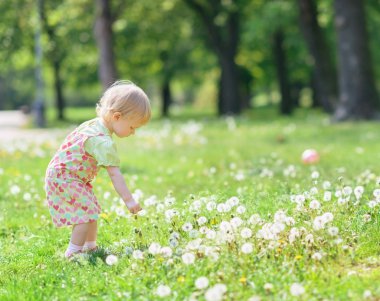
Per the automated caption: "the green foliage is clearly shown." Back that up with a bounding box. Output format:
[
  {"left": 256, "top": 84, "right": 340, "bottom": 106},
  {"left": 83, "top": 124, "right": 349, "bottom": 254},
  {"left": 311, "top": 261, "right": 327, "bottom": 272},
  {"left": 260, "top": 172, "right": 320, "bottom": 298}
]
[
  {"left": 1, "top": 0, "right": 380, "bottom": 113},
  {"left": 241, "top": 0, "right": 311, "bottom": 100}
]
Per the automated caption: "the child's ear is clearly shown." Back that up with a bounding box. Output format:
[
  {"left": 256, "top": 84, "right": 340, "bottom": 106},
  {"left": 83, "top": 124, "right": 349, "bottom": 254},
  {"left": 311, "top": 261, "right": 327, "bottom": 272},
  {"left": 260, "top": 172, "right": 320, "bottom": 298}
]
[{"left": 113, "top": 112, "right": 122, "bottom": 120}]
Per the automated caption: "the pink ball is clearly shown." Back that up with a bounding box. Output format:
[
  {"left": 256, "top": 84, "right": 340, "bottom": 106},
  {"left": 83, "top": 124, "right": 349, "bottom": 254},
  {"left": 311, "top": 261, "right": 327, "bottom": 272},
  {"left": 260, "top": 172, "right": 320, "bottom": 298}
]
[{"left": 301, "top": 149, "right": 320, "bottom": 164}]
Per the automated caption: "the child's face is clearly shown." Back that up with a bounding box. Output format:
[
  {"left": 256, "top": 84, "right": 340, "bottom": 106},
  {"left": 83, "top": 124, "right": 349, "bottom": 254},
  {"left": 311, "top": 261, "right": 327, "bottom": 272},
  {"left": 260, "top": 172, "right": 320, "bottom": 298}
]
[{"left": 111, "top": 113, "right": 142, "bottom": 138}]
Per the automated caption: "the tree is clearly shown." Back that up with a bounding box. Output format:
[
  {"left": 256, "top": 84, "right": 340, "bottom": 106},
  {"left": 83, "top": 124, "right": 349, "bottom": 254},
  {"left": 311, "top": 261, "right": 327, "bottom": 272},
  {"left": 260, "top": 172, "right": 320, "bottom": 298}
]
[
  {"left": 0, "top": 0, "right": 36, "bottom": 110},
  {"left": 183, "top": 0, "right": 247, "bottom": 115},
  {"left": 333, "top": 0, "right": 379, "bottom": 120},
  {"left": 39, "top": 0, "right": 66, "bottom": 120},
  {"left": 273, "top": 29, "right": 293, "bottom": 115},
  {"left": 114, "top": 0, "right": 207, "bottom": 117},
  {"left": 297, "top": 0, "right": 337, "bottom": 113},
  {"left": 241, "top": 1, "right": 311, "bottom": 114},
  {"left": 94, "top": 0, "right": 118, "bottom": 90}
]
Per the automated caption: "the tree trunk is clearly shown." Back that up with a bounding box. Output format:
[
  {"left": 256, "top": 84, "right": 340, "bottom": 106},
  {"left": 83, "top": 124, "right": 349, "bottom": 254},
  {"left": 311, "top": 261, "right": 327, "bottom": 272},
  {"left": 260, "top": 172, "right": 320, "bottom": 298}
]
[
  {"left": 94, "top": 0, "right": 118, "bottom": 90},
  {"left": 310, "top": 71, "right": 320, "bottom": 108},
  {"left": 219, "top": 56, "right": 241, "bottom": 115},
  {"left": 34, "top": 0, "right": 46, "bottom": 127},
  {"left": 298, "top": 0, "right": 337, "bottom": 113},
  {"left": 183, "top": 0, "right": 242, "bottom": 115},
  {"left": 333, "top": 0, "right": 379, "bottom": 120},
  {"left": 238, "top": 65, "right": 253, "bottom": 110},
  {"left": 0, "top": 77, "right": 4, "bottom": 110},
  {"left": 273, "top": 30, "right": 293, "bottom": 115},
  {"left": 162, "top": 78, "right": 172, "bottom": 117},
  {"left": 53, "top": 60, "right": 64, "bottom": 120}
]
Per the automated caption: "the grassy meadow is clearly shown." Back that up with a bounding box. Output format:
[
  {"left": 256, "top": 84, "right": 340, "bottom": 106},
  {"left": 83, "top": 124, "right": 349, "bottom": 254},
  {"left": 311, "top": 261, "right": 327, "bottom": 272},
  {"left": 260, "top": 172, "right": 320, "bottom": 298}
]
[{"left": 0, "top": 107, "right": 380, "bottom": 300}]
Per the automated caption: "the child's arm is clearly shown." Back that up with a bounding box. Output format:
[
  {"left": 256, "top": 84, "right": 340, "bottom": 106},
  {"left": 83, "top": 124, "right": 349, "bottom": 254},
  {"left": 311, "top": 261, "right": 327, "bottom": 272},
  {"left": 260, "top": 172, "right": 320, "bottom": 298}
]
[{"left": 106, "top": 166, "right": 142, "bottom": 214}]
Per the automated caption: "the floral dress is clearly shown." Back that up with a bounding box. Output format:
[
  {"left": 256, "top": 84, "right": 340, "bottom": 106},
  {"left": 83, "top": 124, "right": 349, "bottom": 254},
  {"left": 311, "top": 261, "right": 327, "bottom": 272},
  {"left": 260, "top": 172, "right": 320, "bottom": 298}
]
[{"left": 45, "top": 118, "right": 120, "bottom": 227}]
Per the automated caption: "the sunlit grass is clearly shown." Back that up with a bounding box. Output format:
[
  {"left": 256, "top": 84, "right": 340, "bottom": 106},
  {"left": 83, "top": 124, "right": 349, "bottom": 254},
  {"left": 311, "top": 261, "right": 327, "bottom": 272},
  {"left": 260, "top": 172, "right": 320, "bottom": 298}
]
[{"left": 1, "top": 107, "right": 380, "bottom": 300}]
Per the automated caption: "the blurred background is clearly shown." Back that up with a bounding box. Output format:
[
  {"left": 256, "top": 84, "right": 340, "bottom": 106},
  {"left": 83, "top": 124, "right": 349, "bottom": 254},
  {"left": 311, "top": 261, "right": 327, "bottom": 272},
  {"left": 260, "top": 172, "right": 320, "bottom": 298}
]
[{"left": 0, "top": 0, "right": 379, "bottom": 126}]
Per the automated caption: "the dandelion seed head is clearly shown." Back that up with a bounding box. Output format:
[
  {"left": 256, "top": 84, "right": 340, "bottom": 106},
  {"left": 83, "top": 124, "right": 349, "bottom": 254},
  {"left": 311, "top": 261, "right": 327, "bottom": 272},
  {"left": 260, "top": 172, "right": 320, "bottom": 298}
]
[
  {"left": 182, "top": 252, "right": 195, "bottom": 265},
  {"left": 182, "top": 222, "right": 193, "bottom": 232},
  {"left": 132, "top": 250, "right": 144, "bottom": 260},
  {"left": 197, "top": 216, "right": 207, "bottom": 225},
  {"left": 290, "top": 283, "right": 305, "bottom": 296},
  {"left": 155, "top": 285, "right": 171, "bottom": 297},
  {"left": 241, "top": 243, "right": 253, "bottom": 254},
  {"left": 148, "top": 242, "right": 161, "bottom": 255},
  {"left": 328, "top": 226, "right": 339, "bottom": 236},
  {"left": 309, "top": 200, "right": 321, "bottom": 210},
  {"left": 105, "top": 255, "right": 118, "bottom": 266},
  {"left": 195, "top": 276, "right": 209, "bottom": 289},
  {"left": 160, "top": 246, "right": 173, "bottom": 257},
  {"left": 240, "top": 228, "right": 252, "bottom": 238}
]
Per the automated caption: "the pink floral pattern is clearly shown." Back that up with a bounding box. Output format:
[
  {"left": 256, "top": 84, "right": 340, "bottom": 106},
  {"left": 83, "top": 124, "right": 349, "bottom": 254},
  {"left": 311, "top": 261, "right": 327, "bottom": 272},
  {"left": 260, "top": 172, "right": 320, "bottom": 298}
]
[{"left": 45, "top": 130, "right": 104, "bottom": 227}]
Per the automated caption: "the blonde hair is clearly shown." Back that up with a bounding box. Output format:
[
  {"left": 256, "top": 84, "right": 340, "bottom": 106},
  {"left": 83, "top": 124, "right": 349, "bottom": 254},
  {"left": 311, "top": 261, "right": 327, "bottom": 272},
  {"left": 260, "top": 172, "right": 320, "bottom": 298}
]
[{"left": 96, "top": 80, "right": 151, "bottom": 125}]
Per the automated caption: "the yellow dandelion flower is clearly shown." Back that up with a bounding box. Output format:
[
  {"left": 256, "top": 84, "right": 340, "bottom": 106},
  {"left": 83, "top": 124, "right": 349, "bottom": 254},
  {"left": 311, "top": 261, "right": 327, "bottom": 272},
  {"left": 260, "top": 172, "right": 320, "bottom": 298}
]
[
  {"left": 295, "top": 255, "right": 302, "bottom": 260},
  {"left": 177, "top": 276, "right": 185, "bottom": 283},
  {"left": 239, "top": 277, "right": 247, "bottom": 284},
  {"left": 100, "top": 213, "right": 109, "bottom": 220}
]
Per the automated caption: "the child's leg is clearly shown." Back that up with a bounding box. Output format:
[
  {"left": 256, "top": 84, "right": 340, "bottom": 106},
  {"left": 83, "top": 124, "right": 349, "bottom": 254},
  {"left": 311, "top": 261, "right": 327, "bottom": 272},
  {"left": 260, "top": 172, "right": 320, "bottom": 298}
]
[
  {"left": 65, "top": 223, "right": 90, "bottom": 258},
  {"left": 84, "top": 220, "right": 98, "bottom": 251}
]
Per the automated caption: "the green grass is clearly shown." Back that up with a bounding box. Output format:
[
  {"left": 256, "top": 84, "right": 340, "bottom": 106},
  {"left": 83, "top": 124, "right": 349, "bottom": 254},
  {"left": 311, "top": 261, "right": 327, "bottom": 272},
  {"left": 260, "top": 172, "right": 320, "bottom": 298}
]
[{"left": 1, "top": 106, "right": 380, "bottom": 300}]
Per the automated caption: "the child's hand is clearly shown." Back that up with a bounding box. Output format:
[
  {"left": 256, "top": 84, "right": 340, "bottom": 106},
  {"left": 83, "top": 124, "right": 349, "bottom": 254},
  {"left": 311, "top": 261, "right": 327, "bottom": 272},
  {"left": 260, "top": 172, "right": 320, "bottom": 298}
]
[{"left": 125, "top": 199, "right": 142, "bottom": 214}]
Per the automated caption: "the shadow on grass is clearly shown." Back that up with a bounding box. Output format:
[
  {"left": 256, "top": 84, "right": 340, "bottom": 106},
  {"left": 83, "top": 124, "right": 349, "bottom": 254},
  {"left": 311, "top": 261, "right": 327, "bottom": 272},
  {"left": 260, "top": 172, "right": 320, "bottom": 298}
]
[{"left": 87, "top": 247, "right": 111, "bottom": 266}]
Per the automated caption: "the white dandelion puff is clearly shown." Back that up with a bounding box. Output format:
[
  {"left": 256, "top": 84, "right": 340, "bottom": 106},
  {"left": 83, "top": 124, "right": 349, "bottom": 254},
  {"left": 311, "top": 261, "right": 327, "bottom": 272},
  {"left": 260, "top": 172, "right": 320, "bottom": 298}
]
[
  {"left": 182, "top": 252, "right": 195, "bottom": 265},
  {"left": 290, "top": 283, "right": 305, "bottom": 296},
  {"left": 309, "top": 200, "right": 321, "bottom": 210},
  {"left": 249, "top": 214, "right": 261, "bottom": 226},
  {"left": 312, "top": 252, "right": 323, "bottom": 261},
  {"left": 205, "top": 284, "right": 227, "bottom": 301},
  {"left": 305, "top": 234, "right": 314, "bottom": 244},
  {"left": 264, "top": 283, "right": 273, "bottom": 291},
  {"left": 322, "top": 181, "right": 331, "bottom": 190},
  {"left": 197, "top": 216, "right": 207, "bottom": 225},
  {"left": 23, "top": 193, "right": 32, "bottom": 202},
  {"left": 328, "top": 226, "right": 339, "bottom": 236},
  {"left": 373, "top": 189, "right": 380, "bottom": 199},
  {"left": 240, "top": 228, "right": 252, "bottom": 239},
  {"left": 148, "top": 243, "right": 161, "bottom": 255},
  {"left": 236, "top": 205, "right": 246, "bottom": 214},
  {"left": 160, "top": 247, "right": 173, "bottom": 258},
  {"left": 368, "top": 200, "right": 377, "bottom": 208},
  {"left": 105, "top": 255, "right": 118, "bottom": 266},
  {"left": 195, "top": 277, "right": 209, "bottom": 289},
  {"left": 10, "top": 185, "right": 21, "bottom": 195},
  {"left": 241, "top": 243, "right": 253, "bottom": 254},
  {"left": 182, "top": 222, "right": 193, "bottom": 232},
  {"left": 132, "top": 250, "right": 144, "bottom": 260},
  {"left": 155, "top": 285, "right": 171, "bottom": 297},
  {"left": 206, "top": 230, "right": 217, "bottom": 240},
  {"left": 311, "top": 171, "right": 319, "bottom": 179},
  {"left": 323, "top": 191, "right": 332, "bottom": 202},
  {"left": 363, "top": 290, "right": 372, "bottom": 299},
  {"left": 343, "top": 186, "right": 353, "bottom": 196},
  {"left": 206, "top": 201, "right": 216, "bottom": 211},
  {"left": 230, "top": 217, "right": 243, "bottom": 228},
  {"left": 354, "top": 186, "right": 364, "bottom": 199},
  {"left": 322, "top": 212, "right": 334, "bottom": 223}
]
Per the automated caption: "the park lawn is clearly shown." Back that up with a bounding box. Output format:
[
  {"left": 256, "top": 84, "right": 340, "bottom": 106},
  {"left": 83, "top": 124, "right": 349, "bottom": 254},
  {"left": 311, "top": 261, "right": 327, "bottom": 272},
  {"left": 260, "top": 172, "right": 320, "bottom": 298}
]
[{"left": 1, "top": 107, "right": 380, "bottom": 300}]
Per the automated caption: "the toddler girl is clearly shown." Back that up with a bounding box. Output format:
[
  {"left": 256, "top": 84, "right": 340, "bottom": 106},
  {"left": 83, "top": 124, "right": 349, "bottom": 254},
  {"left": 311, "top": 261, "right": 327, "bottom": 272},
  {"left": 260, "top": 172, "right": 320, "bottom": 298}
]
[{"left": 44, "top": 81, "right": 151, "bottom": 258}]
